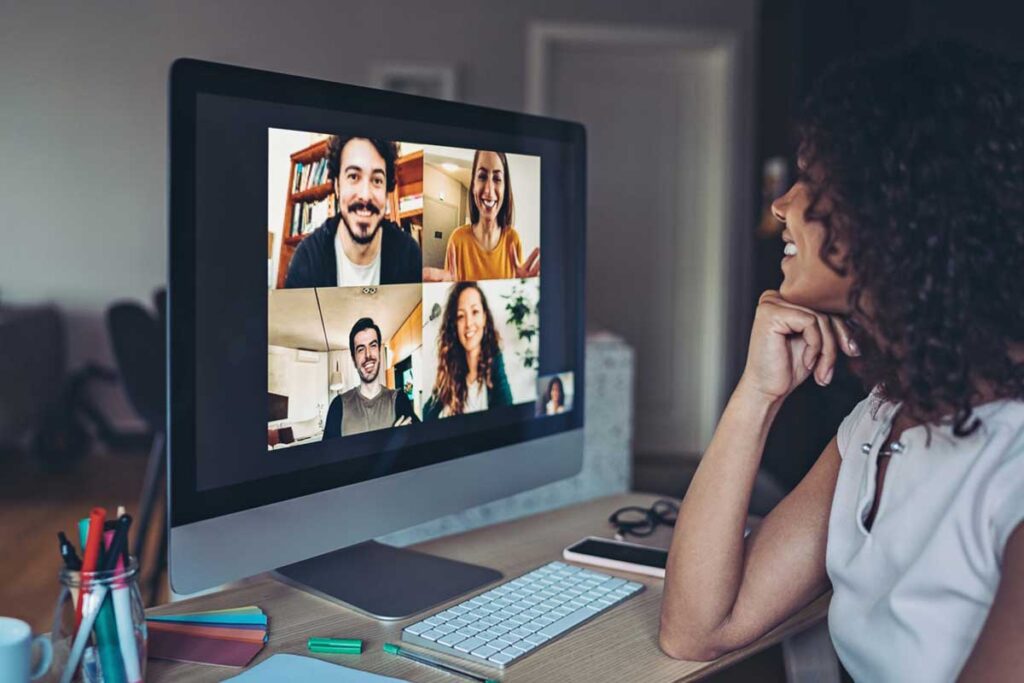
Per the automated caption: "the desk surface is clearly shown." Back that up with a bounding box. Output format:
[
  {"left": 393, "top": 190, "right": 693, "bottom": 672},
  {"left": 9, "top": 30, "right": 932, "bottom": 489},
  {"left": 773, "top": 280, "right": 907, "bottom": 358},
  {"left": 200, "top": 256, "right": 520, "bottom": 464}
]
[{"left": 148, "top": 493, "right": 829, "bottom": 682}]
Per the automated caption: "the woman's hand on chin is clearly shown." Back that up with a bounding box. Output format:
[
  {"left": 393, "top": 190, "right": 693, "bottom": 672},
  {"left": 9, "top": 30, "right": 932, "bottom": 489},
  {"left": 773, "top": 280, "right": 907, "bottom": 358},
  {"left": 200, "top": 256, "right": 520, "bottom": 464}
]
[{"left": 739, "top": 290, "right": 859, "bottom": 403}]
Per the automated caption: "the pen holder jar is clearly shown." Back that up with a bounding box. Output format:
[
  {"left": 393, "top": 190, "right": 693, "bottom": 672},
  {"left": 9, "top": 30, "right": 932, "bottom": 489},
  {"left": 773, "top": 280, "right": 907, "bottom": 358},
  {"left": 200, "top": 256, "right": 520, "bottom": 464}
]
[{"left": 51, "top": 558, "right": 146, "bottom": 683}]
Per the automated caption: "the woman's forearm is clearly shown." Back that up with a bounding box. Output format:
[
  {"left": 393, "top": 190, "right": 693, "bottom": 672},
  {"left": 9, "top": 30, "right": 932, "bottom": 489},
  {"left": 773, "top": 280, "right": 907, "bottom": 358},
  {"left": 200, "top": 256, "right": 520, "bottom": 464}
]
[{"left": 660, "top": 378, "right": 783, "bottom": 655}]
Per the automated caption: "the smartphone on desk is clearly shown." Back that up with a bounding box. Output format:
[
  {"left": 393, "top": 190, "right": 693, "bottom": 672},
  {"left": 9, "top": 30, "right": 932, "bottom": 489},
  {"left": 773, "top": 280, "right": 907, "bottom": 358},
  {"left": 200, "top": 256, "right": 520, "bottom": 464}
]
[{"left": 563, "top": 537, "right": 668, "bottom": 578}]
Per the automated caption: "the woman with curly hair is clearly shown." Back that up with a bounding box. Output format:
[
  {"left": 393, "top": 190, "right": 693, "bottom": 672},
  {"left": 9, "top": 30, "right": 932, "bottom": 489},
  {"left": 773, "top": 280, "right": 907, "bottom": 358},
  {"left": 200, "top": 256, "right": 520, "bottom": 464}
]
[
  {"left": 424, "top": 282, "right": 513, "bottom": 420},
  {"left": 659, "top": 43, "right": 1023, "bottom": 681}
]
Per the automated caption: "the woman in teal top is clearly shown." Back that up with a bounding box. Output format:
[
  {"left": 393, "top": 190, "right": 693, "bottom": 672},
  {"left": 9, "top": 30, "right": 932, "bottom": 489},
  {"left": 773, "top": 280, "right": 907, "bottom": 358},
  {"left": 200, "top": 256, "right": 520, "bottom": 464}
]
[{"left": 424, "top": 282, "right": 513, "bottom": 420}]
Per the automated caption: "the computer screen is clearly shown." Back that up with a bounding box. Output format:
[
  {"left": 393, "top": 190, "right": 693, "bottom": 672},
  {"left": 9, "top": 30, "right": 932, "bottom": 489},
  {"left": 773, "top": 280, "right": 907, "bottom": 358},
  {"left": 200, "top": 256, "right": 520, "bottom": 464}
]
[{"left": 169, "top": 59, "right": 586, "bottom": 595}]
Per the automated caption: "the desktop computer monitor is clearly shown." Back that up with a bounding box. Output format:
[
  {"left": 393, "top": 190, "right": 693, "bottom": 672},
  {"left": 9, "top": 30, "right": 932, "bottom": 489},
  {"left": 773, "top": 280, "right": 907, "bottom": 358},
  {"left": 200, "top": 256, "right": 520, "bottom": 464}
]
[{"left": 168, "top": 59, "right": 587, "bottom": 618}]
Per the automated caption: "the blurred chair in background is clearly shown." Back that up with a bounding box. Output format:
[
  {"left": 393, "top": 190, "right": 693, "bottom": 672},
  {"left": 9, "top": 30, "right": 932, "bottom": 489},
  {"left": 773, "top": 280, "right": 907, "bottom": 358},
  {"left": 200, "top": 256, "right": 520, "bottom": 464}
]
[
  {"left": 106, "top": 289, "right": 166, "bottom": 604},
  {"left": 0, "top": 303, "right": 66, "bottom": 453}
]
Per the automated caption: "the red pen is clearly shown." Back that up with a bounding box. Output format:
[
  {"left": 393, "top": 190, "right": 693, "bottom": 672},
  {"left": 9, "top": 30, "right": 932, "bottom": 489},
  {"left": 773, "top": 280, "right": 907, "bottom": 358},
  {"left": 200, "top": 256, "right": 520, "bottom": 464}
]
[{"left": 75, "top": 507, "right": 107, "bottom": 629}]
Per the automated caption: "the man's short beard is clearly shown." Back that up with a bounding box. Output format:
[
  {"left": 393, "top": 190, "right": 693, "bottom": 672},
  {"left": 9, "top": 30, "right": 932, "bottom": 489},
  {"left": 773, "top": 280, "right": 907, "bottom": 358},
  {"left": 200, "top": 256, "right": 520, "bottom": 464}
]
[
  {"left": 358, "top": 362, "right": 379, "bottom": 384},
  {"left": 340, "top": 210, "right": 382, "bottom": 246}
]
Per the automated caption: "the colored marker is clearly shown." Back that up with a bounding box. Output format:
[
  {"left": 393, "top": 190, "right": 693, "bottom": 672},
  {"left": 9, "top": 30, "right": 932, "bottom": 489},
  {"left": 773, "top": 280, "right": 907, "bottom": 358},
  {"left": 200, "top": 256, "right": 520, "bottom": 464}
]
[
  {"left": 76, "top": 508, "right": 107, "bottom": 629},
  {"left": 307, "top": 637, "right": 363, "bottom": 654},
  {"left": 58, "top": 532, "right": 82, "bottom": 570},
  {"left": 109, "top": 517, "right": 141, "bottom": 682},
  {"left": 60, "top": 584, "right": 110, "bottom": 683},
  {"left": 92, "top": 530, "right": 126, "bottom": 683},
  {"left": 383, "top": 643, "right": 498, "bottom": 683}
]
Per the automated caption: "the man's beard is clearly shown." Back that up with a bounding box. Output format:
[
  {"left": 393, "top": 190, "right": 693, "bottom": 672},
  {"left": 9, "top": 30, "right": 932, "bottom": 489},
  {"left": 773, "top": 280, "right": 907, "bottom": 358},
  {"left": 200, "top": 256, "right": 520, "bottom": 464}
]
[
  {"left": 341, "top": 201, "right": 383, "bottom": 246},
  {"left": 358, "top": 359, "right": 379, "bottom": 384}
]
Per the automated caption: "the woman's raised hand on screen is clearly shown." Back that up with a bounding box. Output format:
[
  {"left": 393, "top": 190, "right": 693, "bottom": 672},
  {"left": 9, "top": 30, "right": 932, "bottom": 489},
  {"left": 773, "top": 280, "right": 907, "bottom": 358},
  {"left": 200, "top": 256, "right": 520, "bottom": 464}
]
[{"left": 509, "top": 241, "right": 540, "bottom": 278}]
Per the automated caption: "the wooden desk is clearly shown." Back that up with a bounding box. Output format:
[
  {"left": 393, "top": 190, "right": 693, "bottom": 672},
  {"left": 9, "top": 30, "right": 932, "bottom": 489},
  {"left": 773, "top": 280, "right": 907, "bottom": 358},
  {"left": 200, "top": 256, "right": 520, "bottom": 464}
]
[{"left": 148, "top": 493, "right": 829, "bottom": 682}]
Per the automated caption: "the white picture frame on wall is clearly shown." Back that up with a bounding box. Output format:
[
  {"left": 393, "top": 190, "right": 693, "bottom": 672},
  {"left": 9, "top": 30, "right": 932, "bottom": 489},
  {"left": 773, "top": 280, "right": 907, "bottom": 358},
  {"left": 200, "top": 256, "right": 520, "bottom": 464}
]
[{"left": 369, "top": 63, "right": 458, "bottom": 101}]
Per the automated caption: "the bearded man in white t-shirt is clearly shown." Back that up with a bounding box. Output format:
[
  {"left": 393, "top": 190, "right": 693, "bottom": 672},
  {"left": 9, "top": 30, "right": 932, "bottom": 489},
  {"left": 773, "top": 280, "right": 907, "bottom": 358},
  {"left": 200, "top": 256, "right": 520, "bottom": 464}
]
[{"left": 285, "top": 137, "right": 421, "bottom": 288}]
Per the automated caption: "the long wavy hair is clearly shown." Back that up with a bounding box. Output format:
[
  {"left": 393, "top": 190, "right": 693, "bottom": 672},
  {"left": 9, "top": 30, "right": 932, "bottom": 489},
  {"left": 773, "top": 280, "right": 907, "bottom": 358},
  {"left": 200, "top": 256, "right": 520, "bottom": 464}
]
[
  {"left": 795, "top": 42, "right": 1024, "bottom": 436},
  {"left": 433, "top": 282, "right": 503, "bottom": 416}
]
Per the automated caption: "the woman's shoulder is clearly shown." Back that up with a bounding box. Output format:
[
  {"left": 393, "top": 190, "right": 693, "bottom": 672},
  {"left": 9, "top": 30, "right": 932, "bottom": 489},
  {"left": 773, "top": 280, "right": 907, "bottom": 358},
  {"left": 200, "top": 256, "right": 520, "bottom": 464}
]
[
  {"left": 836, "top": 386, "right": 890, "bottom": 457},
  {"left": 502, "top": 226, "right": 522, "bottom": 243},
  {"left": 449, "top": 224, "right": 474, "bottom": 245}
]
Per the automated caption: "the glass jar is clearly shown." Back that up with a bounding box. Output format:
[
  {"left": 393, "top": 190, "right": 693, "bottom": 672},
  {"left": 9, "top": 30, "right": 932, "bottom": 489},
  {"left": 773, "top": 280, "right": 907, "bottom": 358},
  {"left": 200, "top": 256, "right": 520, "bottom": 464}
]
[{"left": 51, "top": 558, "right": 147, "bottom": 683}]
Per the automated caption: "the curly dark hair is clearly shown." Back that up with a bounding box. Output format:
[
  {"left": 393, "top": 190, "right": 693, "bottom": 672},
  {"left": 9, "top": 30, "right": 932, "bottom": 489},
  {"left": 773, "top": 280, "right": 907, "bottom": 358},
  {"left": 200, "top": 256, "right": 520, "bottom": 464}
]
[
  {"left": 432, "top": 282, "right": 502, "bottom": 416},
  {"left": 796, "top": 42, "right": 1024, "bottom": 436},
  {"left": 326, "top": 136, "right": 399, "bottom": 192}
]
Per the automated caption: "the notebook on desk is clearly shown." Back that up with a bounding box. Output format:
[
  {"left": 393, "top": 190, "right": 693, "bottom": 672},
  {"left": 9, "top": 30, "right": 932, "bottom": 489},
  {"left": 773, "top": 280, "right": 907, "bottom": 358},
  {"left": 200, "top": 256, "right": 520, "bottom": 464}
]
[{"left": 227, "top": 654, "right": 409, "bottom": 683}]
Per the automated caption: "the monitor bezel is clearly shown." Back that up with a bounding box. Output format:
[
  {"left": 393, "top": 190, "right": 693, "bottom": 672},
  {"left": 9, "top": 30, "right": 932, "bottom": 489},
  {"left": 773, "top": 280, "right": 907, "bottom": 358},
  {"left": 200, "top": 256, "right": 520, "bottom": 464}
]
[{"left": 169, "top": 58, "right": 586, "bottom": 527}]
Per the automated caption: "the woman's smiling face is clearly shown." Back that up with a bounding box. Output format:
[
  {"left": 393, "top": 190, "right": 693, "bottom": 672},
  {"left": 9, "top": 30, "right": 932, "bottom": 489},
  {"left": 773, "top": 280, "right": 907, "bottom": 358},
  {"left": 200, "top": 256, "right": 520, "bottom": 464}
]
[
  {"left": 472, "top": 151, "right": 505, "bottom": 223},
  {"left": 772, "top": 179, "right": 855, "bottom": 314},
  {"left": 456, "top": 286, "right": 487, "bottom": 353}
]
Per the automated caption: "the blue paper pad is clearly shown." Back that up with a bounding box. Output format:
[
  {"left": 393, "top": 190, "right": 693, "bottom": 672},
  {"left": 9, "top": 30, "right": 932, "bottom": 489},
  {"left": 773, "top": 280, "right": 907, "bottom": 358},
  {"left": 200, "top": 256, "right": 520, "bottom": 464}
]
[{"left": 227, "top": 654, "right": 410, "bottom": 682}]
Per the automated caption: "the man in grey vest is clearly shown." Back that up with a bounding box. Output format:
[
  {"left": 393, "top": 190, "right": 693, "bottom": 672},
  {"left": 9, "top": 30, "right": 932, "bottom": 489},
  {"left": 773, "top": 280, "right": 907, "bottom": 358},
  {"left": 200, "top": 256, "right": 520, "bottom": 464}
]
[{"left": 323, "top": 317, "right": 418, "bottom": 438}]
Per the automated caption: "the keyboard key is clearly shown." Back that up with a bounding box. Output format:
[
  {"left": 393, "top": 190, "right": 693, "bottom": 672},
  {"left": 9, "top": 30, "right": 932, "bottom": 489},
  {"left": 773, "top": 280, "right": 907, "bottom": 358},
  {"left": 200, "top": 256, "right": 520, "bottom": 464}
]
[
  {"left": 493, "top": 635, "right": 521, "bottom": 649},
  {"left": 488, "top": 652, "right": 515, "bottom": 665},
  {"left": 537, "top": 605, "right": 602, "bottom": 639},
  {"left": 455, "top": 637, "right": 487, "bottom": 653},
  {"left": 509, "top": 627, "right": 534, "bottom": 640},
  {"left": 419, "top": 629, "right": 444, "bottom": 641},
  {"left": 471, "top": 644, "right": 501, "bottom": 659},
  {"left": 435, "top": 623, "right": 456, "bottom": 635},
  {"left": 524, "top": 632, "right": 551, "bottom": 646},
  {"left": 405, "top": 621, "right": 430, "bottom": 635},
  {"left": 424, "top": 616, "right": 445, "bottom": 627},
  {"left": 503, "top": 643, "right": 529, "bottom": 657},
  {"left": 438, "top": 632, "right": 468, "bottom": 647}
]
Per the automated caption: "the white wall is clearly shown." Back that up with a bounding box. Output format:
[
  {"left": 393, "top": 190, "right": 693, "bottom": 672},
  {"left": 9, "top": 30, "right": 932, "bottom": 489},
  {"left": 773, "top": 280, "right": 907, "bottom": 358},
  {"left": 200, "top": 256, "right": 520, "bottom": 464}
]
[
  {"left": 0, "top": 0, "right": 754, "bottom": 424},
  {"left": 266, "top": 345, "right": 329, "bottom": 427},
  {"left": 506, "top": 153, "right": 541, "bottom": 256}
]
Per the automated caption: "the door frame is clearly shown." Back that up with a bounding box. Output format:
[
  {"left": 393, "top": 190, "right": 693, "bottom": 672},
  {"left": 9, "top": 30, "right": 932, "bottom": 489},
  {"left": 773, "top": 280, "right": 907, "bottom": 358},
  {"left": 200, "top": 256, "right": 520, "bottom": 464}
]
[{"left": 526, "top": 22, "right": 751, "bottom": 454}]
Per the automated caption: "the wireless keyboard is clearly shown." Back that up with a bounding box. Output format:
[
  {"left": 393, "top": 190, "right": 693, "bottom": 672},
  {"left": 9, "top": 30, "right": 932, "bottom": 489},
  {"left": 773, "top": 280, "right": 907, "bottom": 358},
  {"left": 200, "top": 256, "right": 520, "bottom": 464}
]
[{"left": 401, "top": 560, "right": 644, "bottom": 669}]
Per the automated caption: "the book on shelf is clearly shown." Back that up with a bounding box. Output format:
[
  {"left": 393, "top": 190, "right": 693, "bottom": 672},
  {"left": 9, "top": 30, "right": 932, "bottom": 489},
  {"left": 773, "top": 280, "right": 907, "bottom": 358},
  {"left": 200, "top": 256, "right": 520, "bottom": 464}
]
[
  {"left": 292, "top": 158, "right": 329, "bottom": 194},
  {"left": 290, "top": 197, "right": 331, "bottom": 237},
  {"left": 398, "top": 193, "right": 423, "bottom": 213}
]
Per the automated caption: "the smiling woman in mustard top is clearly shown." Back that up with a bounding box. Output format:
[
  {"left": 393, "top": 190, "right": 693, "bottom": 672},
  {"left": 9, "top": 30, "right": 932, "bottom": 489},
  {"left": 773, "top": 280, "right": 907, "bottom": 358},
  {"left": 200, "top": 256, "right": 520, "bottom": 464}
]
[{"left": 425, "top": 150, "right": 540, "bottom": 282}]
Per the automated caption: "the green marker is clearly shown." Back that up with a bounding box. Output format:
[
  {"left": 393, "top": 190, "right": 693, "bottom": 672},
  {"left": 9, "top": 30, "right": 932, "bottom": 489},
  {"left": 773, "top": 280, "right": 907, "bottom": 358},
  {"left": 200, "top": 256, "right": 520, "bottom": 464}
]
[
  {"left": 307, "top": 637, "right": 363, "bottom": 654},
  {"left": 383, "top": 643, "right": 498, "bottom": 683}
]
